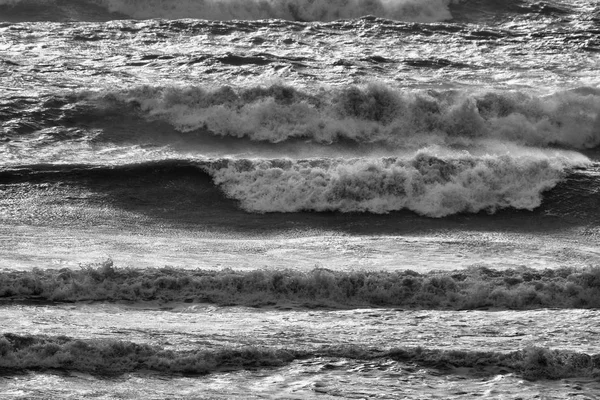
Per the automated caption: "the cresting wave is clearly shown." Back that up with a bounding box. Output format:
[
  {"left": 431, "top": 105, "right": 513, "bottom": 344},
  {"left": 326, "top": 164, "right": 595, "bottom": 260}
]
[
  {"left": 6, "top": 85, "right": 600, "bottom": 151},
  {"left": 0, "top": 0, "right": 455, "bottom": 22},
  {"left": 1, "top": 156, "right": 596, "bottom": 218},
  {"left": 3, "top": 262, "right": 600, "bottom": 309},
  {"left": 1, "top": 333, "right": 599, "bottom": 380},
  {"left": 96, "top": 84, "right": 600, "bottom": 150},
  {"left": 207, "top": 153, "right": 574, "bottom": 216}
]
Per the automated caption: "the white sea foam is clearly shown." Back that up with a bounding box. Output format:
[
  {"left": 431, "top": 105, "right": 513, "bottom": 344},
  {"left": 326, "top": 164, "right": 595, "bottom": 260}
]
[
  {"left": 111, "top": 84, "right": 600, "bottom": 150},
  {"left": 206, "top": 151, "right": 583, "bottom": 217}
]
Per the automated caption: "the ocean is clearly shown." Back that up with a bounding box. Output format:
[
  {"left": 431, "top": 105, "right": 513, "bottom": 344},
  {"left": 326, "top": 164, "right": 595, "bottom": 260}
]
[{"left": 1, "top": 0, "right": 600, "bottom": 398}]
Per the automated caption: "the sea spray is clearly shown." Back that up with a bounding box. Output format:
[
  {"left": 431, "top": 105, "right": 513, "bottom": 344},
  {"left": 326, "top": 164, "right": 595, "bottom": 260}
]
[
  {"left": 205, "top": 153, "right": 570, "bottom": 216},
  {"left": 1, "top": 0, "right": 600, "bottom": 397},
  {"left": 4, "top": 85, "right": 599, "bottom": 150},
  {"left": 94, "top": 84, "right": 600, "bottom": 149}
]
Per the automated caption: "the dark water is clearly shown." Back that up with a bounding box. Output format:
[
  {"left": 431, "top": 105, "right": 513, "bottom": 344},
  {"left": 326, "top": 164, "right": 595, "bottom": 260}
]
[
  {"left": 1, "top": 54, "right": 599, "bottom": 221},
  {"left": 1, "top": 0, "right": 600, "bottom": 398},
  {"left": 1, "top": 158, "right": 600, "bottom": 231}
]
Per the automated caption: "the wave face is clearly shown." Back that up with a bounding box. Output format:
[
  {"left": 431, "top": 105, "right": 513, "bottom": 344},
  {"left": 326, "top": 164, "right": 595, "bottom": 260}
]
[
  {"left": 92, "top": 85, "right": 600, "bottom": 150},
  {"left": 206, "top": 153, "right": 571, "bottom": 216},
  {"left": 0, "top": 0, "right": 454, "bottom": 22},
  {"left": 0, "top": 12, "right": 598, "bottom": 220},
  {"left": 3, "top": 85, "right": 598, "bottom": 218},
  {"left": 2, "top": 158, "right": 597, "bottom": 221}
]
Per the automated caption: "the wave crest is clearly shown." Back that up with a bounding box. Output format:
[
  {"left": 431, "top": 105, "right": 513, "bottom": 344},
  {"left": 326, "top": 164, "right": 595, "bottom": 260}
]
[
  {"left": 2, "top": 332, "right": 598, "bottom": 380},
  {"left": 4, "top": 262, "right": 600, "bottom": 309},
  {"left": 105, "top": 84, "right": 600, "bottom": 150},
  {"left": 205, "top": 153, "right": 572, "bottom": 216}
]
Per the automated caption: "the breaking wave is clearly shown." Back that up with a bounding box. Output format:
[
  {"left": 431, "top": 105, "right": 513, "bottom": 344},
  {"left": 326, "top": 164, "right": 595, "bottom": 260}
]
[
  {"left": 1, "top": 156, "right": 596, "bottom": 218},
  {"left": 207, "top": 153, "right": 575, "bottom": 216},
  {"left": 1, "top": 332, "right": 599, "bottom": 380},
  {"left": 5, "top": 84, "right": 599, "bottom": 152},
  {"left": 3, "top": 261, "right": 600, "bottom": 309},
  {"left": 95, "top": 84, "right": 600, "bottom": 150}
]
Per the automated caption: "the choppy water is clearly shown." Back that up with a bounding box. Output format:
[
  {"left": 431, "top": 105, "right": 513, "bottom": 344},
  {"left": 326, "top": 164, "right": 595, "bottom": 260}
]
[{"left": 1, "top": 0, "right": 600, "bottom": 398}]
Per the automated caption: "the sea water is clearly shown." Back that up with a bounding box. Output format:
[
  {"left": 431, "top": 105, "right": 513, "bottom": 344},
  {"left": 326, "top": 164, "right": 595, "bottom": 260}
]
[{"left": 1, "top": 0, "right": 600, "bottom": 398}]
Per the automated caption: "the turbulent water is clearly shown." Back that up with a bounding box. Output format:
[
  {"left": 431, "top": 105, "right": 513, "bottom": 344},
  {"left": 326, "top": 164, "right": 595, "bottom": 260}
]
[{"left": 1, "top": 0, "right": 600, "bottom": 398}]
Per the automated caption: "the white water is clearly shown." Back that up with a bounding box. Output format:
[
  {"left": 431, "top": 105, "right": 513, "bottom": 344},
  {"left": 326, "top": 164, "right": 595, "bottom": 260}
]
[
  {"left": 1, "top": 304, "right": 600, "bottom": 398},
  {"left": 2, "top": 2, "right": 600, "bottom": 398},
  {"left": 2, "top": 225, "right": 600, "bottom": 271}
]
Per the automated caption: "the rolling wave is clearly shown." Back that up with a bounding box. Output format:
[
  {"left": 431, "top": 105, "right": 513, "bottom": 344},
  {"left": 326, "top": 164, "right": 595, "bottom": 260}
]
[
  {"left": 3, "top": 261, "right": 600, "bottom": 309},
  {"left": 207, "top": 153, "right": 573, "bottom": 216},
  {"left": 6, "top": 85, "right": 599, "bottom": 151},
  {"left": 92, "top": 84, "right": 600, "bottom": 150},
  {"left": 1, "top": 332, "right": 598, "bottom": 380},
  {"left": 0, "top": 156, "right": 597, "bottom": 218}
]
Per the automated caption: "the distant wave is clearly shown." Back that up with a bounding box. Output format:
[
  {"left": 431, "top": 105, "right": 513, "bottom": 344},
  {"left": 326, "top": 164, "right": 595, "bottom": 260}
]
[
  {"left": 1, "top": 332, "right": 599, "bottom": 379},
  {"left": 100, "top": 0, "right": 455, "bottom": 22},
  {"left": 93, "top": 84, "right": 600, "bottom": 150},
  {"left": 0, "top": 0, "right": 578, "bottom": 22},
  {"left": 0, "top": 0, "right": 454, "bottom": 22},
  {"left": 449, "top": 0, "right": 572, "bottom": 22},
  {"left": 0, "top": 0, "right": 571, "bottom": 22}
]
